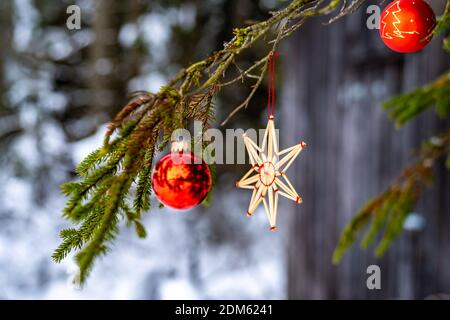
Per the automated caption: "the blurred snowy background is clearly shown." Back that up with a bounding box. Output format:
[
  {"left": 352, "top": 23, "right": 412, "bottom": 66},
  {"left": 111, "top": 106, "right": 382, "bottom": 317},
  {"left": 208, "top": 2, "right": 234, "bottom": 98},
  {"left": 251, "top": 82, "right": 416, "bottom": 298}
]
[
  {"left": 0, "top": 0, "right": 286, "bottom": 299},
  {"left": 2, "top": 0, "right": 450, "bottom": 300}
]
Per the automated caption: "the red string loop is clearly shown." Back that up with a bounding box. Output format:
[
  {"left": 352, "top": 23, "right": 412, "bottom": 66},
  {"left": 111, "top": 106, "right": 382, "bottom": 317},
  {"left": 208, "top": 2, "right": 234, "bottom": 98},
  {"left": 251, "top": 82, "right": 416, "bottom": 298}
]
[{"left": 267, "top": 51, "right": 278, "bottom": 120}]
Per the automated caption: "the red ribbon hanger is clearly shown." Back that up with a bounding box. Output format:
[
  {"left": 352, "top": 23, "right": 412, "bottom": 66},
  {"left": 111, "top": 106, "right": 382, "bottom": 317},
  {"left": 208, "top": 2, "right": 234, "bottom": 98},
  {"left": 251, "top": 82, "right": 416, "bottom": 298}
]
[{"left": 267, "top": 51, "right": 278, "bottom": 120}]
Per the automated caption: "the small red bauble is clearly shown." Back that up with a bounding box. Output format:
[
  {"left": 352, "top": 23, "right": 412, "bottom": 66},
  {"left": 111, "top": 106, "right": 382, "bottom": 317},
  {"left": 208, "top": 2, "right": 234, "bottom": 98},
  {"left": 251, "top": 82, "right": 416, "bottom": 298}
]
[
  {"left": 379, "top": 0, "right": 436, "bottom": 53},
  {"left": 152, "top": 151, "right": 211, "bottom": 210}
]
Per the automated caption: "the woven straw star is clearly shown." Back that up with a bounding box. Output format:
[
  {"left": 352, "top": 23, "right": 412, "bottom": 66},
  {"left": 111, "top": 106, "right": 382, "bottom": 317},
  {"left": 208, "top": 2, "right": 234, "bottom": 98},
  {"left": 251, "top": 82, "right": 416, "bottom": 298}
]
[{"left": 236, "top": 116, "right": 306, "bottom": 230}]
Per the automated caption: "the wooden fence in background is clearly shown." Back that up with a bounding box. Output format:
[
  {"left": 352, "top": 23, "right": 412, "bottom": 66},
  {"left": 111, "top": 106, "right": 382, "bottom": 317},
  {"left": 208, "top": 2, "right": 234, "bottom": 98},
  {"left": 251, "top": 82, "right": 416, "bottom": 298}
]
[{"left": 283, "top": 1, "right": 450, "bottom": 299}]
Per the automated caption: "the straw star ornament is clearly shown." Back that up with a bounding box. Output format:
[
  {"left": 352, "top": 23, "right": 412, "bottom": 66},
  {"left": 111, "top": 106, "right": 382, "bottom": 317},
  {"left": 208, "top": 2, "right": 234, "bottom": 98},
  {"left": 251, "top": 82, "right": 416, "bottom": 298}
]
[
  {"left": 236, "top": 51, "right": 306, "bottom": 230},
  {"left": 236, "top": 115, "right": 306, "bottom": 230}
]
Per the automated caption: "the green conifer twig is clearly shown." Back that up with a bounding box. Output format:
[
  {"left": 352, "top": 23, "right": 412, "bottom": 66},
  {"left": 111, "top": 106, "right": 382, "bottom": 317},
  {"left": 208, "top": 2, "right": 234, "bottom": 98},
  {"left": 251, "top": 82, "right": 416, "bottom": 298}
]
[{"left": 54, "top": 0, "right": 370, "bottom": 284}]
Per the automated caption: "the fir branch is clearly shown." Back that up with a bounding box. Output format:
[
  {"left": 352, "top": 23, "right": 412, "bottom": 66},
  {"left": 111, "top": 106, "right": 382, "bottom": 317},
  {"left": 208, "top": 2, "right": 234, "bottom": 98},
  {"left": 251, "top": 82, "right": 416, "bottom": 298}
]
[
  {"left": 105, "top": 92, "right": 156, "bottom": 142},
  {"left": 52, "top": 229, "right": 83, "bottom": 263},
  {"left": 55, "top": 0, "right": 370, "bottom": 284},
  {"left": 435, "top": 0, "right": 450, "bottom": 35},
  {"left": 52, "top": 206, "right": 104, "bottom": 263},
  {"left": 75, "top": 173, "right": 136, "bottom": 283},
  {"left": 75, "top": 149, "right": 104, "bottom": 177},
  {"left": 62, "top": 151, "right": 125, "bottom": 220},
  {"left": 119, "top": 201, "right": 146, "bottom": 238},
  {"left": 133, "top": 137, "right": 156, "bottom": 216},
  {"left": 435, "top": 0, "right": 450, "bottom": 51},
  {"left": 69, "top": 178, "right": 112, "bottom": 221},
  {"left": 75, "top": 201, "right": 120, "bottom": 283},
  {"left": 383, "top": 71, "right": 450, "bottom": 127},
  {"left": 333, "top": 132, "right": 450, "bottom": 264}
]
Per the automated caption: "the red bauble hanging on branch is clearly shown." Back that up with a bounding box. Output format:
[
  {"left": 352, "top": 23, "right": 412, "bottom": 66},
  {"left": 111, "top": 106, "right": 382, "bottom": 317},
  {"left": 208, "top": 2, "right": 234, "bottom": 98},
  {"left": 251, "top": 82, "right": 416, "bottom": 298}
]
[
  {"left": 152, "top": 142, "right": 212, "bottom": 210},
  {"left": 379, "top": 0, "right": 436, "bottom": 53}
]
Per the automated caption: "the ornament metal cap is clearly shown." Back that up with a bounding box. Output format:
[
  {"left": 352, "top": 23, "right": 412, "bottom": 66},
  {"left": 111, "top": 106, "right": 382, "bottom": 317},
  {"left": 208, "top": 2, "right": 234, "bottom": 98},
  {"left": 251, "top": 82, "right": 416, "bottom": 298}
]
[{"left": 171, "top": 140, "right": 190, "bottom": 153}]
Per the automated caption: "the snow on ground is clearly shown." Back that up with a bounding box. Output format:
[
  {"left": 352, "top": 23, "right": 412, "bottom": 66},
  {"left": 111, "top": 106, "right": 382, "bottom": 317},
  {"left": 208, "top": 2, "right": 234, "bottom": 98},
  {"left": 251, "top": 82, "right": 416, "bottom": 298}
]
[{"left": 0, "top": 126, "right": 285, "bottom": 299}]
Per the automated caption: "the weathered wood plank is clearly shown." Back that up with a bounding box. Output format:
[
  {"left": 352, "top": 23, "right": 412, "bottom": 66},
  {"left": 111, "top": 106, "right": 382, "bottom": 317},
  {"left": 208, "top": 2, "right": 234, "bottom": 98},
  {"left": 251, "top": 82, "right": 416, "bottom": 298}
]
[{"left": 283, "top": 2, "right": 450, "bottom": 299}]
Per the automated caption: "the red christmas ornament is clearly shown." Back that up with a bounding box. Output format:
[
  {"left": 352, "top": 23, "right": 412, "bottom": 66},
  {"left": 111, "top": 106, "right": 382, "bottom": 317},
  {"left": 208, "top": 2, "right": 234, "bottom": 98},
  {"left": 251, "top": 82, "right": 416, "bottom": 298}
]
[
  {"left": 152, "top": 144, "right": 211, "bottom": 210},
  {"left": 379, "top": 0, "right": 436, "bottom": 53}
]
